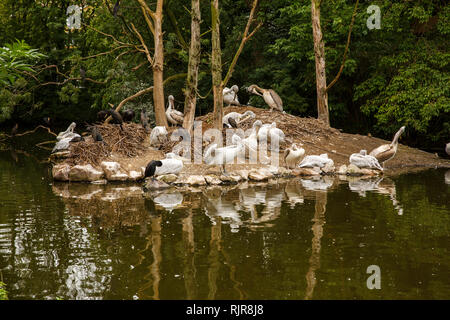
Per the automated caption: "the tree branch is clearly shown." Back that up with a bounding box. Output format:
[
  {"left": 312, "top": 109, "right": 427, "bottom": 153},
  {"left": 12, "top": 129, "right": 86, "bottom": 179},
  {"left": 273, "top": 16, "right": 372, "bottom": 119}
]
[
  {"left": 326, "top": 0, "right": 359, "bottom": 92},
  {"left": 131, "top": 22, "right": 154, "bottom": 65},
  {"left": 222, "top": 0, "right": 261, "bottom": 87},
  {"left": 104, "top": 73, "right": 187, "bottom": 123}
]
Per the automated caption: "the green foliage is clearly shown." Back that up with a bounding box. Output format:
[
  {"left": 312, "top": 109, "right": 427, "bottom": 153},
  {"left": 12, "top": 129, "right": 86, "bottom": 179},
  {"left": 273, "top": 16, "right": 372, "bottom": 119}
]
[
  {"left": 0, "top": 282, "right": 8, "bottom": 300},
  {"left": 0, "top": 0, "right": 447, "bottom": 150}
]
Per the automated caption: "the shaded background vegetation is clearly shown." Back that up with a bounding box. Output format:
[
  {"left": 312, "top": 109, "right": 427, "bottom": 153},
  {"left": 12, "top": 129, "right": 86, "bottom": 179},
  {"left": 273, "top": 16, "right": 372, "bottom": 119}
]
[{"left": 0, "top": 0, "right": 448, "bottom": 151}]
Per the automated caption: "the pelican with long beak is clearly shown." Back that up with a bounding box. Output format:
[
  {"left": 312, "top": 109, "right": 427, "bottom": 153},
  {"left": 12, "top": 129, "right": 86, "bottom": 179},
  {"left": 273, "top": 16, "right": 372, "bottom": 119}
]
[
  {"left": 247, "top": 84, "right": 283, "bottom": 112},
  {"left": 223, "top": 85, "right": 241, "bottom": 107},
  {"left": 369, "top": 126, "right": 405, "bottom": 168},
  {"left": 166, "top": 95, "right": 184, "bottom": 126}
]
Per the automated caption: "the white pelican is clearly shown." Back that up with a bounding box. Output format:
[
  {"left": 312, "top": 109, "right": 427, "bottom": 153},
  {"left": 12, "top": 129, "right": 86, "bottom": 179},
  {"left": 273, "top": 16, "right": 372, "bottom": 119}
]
[
  {"left": 369, "top": 126, "right": 405, "bottom": 168},
  {"left": 52, "top": 137, "right": 73, "bottom": 153},
  {"left": 57, "top": 122, "right": 76, "bottom": 140},
  {"left": 258, "top": 122, "right": 285, "bottom": 150},
  {"left": 446, "top": 143, "right": 450, "bottom": 156},
  {"left": 222, "top": 110, "right": 255, "bottom": 128},
  {"left": 247, "top": 84, "right": 283, "bottom": 112},
  {"left": 166, "top": 95, "right": 184, "bottom": 126},
  {"left": 299, "top": 153, "right": 334, "bottom": 168},
  {"left": 284, "top": 143, "right": 305, "bottom": 169},
  {"left": 241, "top": 120, "right": 262, "bottom": 158},
  {"left": 204, "top": 134, "right": 243, "bottom": 174},
  {"left": 349, "top": 150, "right": 383, "bottom": 171},
  {"left": 150, "top": 126, "right": 168, "bottom": 148},
  {"left": 223, "top": 85, "right": 241, "bottom": 107},
  {"left": 144, "top": 152, "right": 183, "bottom": 179}
]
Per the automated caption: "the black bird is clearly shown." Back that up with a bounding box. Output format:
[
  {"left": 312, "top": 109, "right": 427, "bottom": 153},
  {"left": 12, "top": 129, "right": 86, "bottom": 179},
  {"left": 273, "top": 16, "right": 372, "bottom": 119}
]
[
  {"left": 88, "top": 126, "right": 105, "bottom": 143},
  {"left": 97, "top": 110, "right": 108, "bottom": 121},
  {"left": 121, "top": 109, "right": 135, "bottom": 122},
  {"left": 145, "top": 160, "right": 163, "bottom": 180},
  {"left": 43, "top": 117, "right": 52, "bottom": 126},
  {"left": 107, "top": 109, "right": 123, "bottom": 130},
  {"left": 11, "top": 123, "right": 18, "bottom": 137},
  {"left": 113, "top": 0, "right": 121, "bottom": 16}
]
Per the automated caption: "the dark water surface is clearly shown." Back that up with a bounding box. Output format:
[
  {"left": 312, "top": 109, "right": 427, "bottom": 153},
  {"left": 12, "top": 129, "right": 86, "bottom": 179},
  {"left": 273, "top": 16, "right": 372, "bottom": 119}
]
[{"left": 0, "top": 141, "right": 449, "bottom": 300}]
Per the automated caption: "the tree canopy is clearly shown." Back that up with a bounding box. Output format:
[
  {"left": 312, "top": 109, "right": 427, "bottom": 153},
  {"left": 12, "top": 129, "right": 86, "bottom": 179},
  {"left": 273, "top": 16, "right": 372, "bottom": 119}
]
[{"left": 0, "top": 0, "right": 448, "bottom": 150}]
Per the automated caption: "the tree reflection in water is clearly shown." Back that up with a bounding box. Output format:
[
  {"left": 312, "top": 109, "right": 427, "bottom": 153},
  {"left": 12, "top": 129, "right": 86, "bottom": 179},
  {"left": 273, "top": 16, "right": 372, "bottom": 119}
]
[{"left": 47, "top": 175, "right": 415, "bottom": 299}]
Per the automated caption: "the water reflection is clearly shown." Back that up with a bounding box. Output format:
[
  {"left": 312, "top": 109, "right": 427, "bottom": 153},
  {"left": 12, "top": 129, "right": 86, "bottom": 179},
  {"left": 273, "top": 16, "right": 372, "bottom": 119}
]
[
  {"left": 347, "top": 177, "right": 403, "bottom": 215},
  {"left": 3, "top": 156, "right": 450, "bottom": 300}
]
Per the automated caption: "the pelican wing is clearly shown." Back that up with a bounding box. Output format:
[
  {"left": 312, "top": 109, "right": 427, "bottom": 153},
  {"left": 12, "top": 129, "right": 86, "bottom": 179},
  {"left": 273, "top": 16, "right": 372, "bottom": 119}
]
[
  {"left": 369, "top": 144, "right": 394, "bottom": 163},
  {"left": 269, "top": 89, "right": 283, "bottom": 111},
  {"left": 171, "top": 110, "right": 184, "bottom": 123}
]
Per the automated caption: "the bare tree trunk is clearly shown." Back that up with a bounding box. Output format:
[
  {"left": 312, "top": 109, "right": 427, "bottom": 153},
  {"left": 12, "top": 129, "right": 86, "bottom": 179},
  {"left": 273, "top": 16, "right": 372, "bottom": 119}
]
[
  {"left": 211, "top": 0, "right": 223, "bottom": 130},
  {"left": 311, "top": 0, "right": 329, "bottom": 126},
  {"left": 153, "top": 0, "right": 168, "bottom": 127},
  {"left": 183, "top": 0, "right": 201, "bottom": 133}
]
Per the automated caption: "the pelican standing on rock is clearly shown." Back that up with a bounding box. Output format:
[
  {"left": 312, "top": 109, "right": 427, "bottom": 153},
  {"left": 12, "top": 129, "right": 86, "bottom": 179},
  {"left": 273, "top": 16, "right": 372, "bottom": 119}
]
[
  {"left": 247, "top": 84, "right": 283, "bottom": 112},
  {"left": 145, "top": 153, "right": 183, "bottom": 180},
  {"left": 204, "top": 134, "right": 244, "bottom": 174},
  {"left": 349, "top": 150, "right": 383, "bottom": 171},
  {"left": 166, "top": 95, "right": 184, "bottom": 126},
  {"left": 369, "top": 126, "right": 405, "bottom": 168},
  {"left": 223, "top": 85, "right": 241, "bottom": 107},
  {"left": 284, "top": 143, "right": 305, "bottom": 169}
]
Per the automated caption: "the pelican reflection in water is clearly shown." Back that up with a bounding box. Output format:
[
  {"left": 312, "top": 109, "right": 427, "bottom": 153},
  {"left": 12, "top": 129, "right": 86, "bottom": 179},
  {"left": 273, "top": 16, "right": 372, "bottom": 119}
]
[{"left": 348, "top": 176, "right": 404, "bottom": 215}]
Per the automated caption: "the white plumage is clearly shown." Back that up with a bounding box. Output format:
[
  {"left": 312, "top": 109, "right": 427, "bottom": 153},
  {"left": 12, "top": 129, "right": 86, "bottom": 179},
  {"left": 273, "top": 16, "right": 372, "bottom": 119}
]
[
  {"left": 150, "top": 126, "right": 168, "bottom": 148},
  {"left": 222, "top": 110, "right": 255, "bottom": 128},
  {"left": 204, "top": 135, "right": 243, "bottom": 167},
  {"left": 299, "top": 153, "right": 334, "bottom": 168},
  {"left": 222, "top": 85, "right": 240, "bottom": 106},
  {"left": 154, "top": 153, "right": 183, "bottom": 175},
  {"left": 349, "top": 150, "right": 383, "bottom": 171},
  {"left": 57, "top": 122, "right": 76, "bottom": 141},
  {"left": 284, "top": 143, "right": 305, "bottom": 169},
  {"left": 257, "top": 122, "right": 285, "bottom": 150}
]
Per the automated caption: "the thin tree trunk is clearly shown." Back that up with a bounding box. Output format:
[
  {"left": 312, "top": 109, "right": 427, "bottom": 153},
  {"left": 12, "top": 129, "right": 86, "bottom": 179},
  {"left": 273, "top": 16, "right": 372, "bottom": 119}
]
[
  {"left": 153, "top": 0, "right": 168, "bottom": 127},
  {"left": 311, "top": 0, "right": 329, "bottom": 126},
  {"left": 211, "top": 0, "right": 223, "bottom": 130},
  {"left": 183, "top": 0, "right": 201, "bottom": 134}
]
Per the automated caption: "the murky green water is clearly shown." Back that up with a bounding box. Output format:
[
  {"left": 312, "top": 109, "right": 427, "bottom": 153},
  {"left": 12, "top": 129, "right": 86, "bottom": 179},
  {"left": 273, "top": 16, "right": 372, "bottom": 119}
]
[{"left": 0, "top": 140, "right": 449, "bottom": 300}]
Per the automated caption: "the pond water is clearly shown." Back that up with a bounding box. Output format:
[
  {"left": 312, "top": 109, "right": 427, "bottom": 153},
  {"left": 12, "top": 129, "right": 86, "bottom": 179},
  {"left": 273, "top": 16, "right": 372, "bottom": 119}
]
[{"left": 0, "top": 141, "right": 449, "bottom": 300}]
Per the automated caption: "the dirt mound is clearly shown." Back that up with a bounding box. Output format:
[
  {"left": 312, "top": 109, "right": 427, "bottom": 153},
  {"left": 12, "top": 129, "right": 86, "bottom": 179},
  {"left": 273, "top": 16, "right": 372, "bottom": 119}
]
[{"left": 57, "top": 106, "right": 450, "bottom": 173}]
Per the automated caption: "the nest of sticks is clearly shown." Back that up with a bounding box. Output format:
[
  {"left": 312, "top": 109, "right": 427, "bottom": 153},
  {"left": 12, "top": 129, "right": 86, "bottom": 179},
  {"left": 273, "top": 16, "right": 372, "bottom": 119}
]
[{"left": 63, "top": 123, "right": 148, "bottom": 166}]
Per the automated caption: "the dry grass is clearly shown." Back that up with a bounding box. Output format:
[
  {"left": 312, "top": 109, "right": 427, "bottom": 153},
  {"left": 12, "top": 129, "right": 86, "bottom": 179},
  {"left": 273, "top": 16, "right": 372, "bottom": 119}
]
[{"left": 63, "top": 123, "right": 148, "bottom": 166}]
